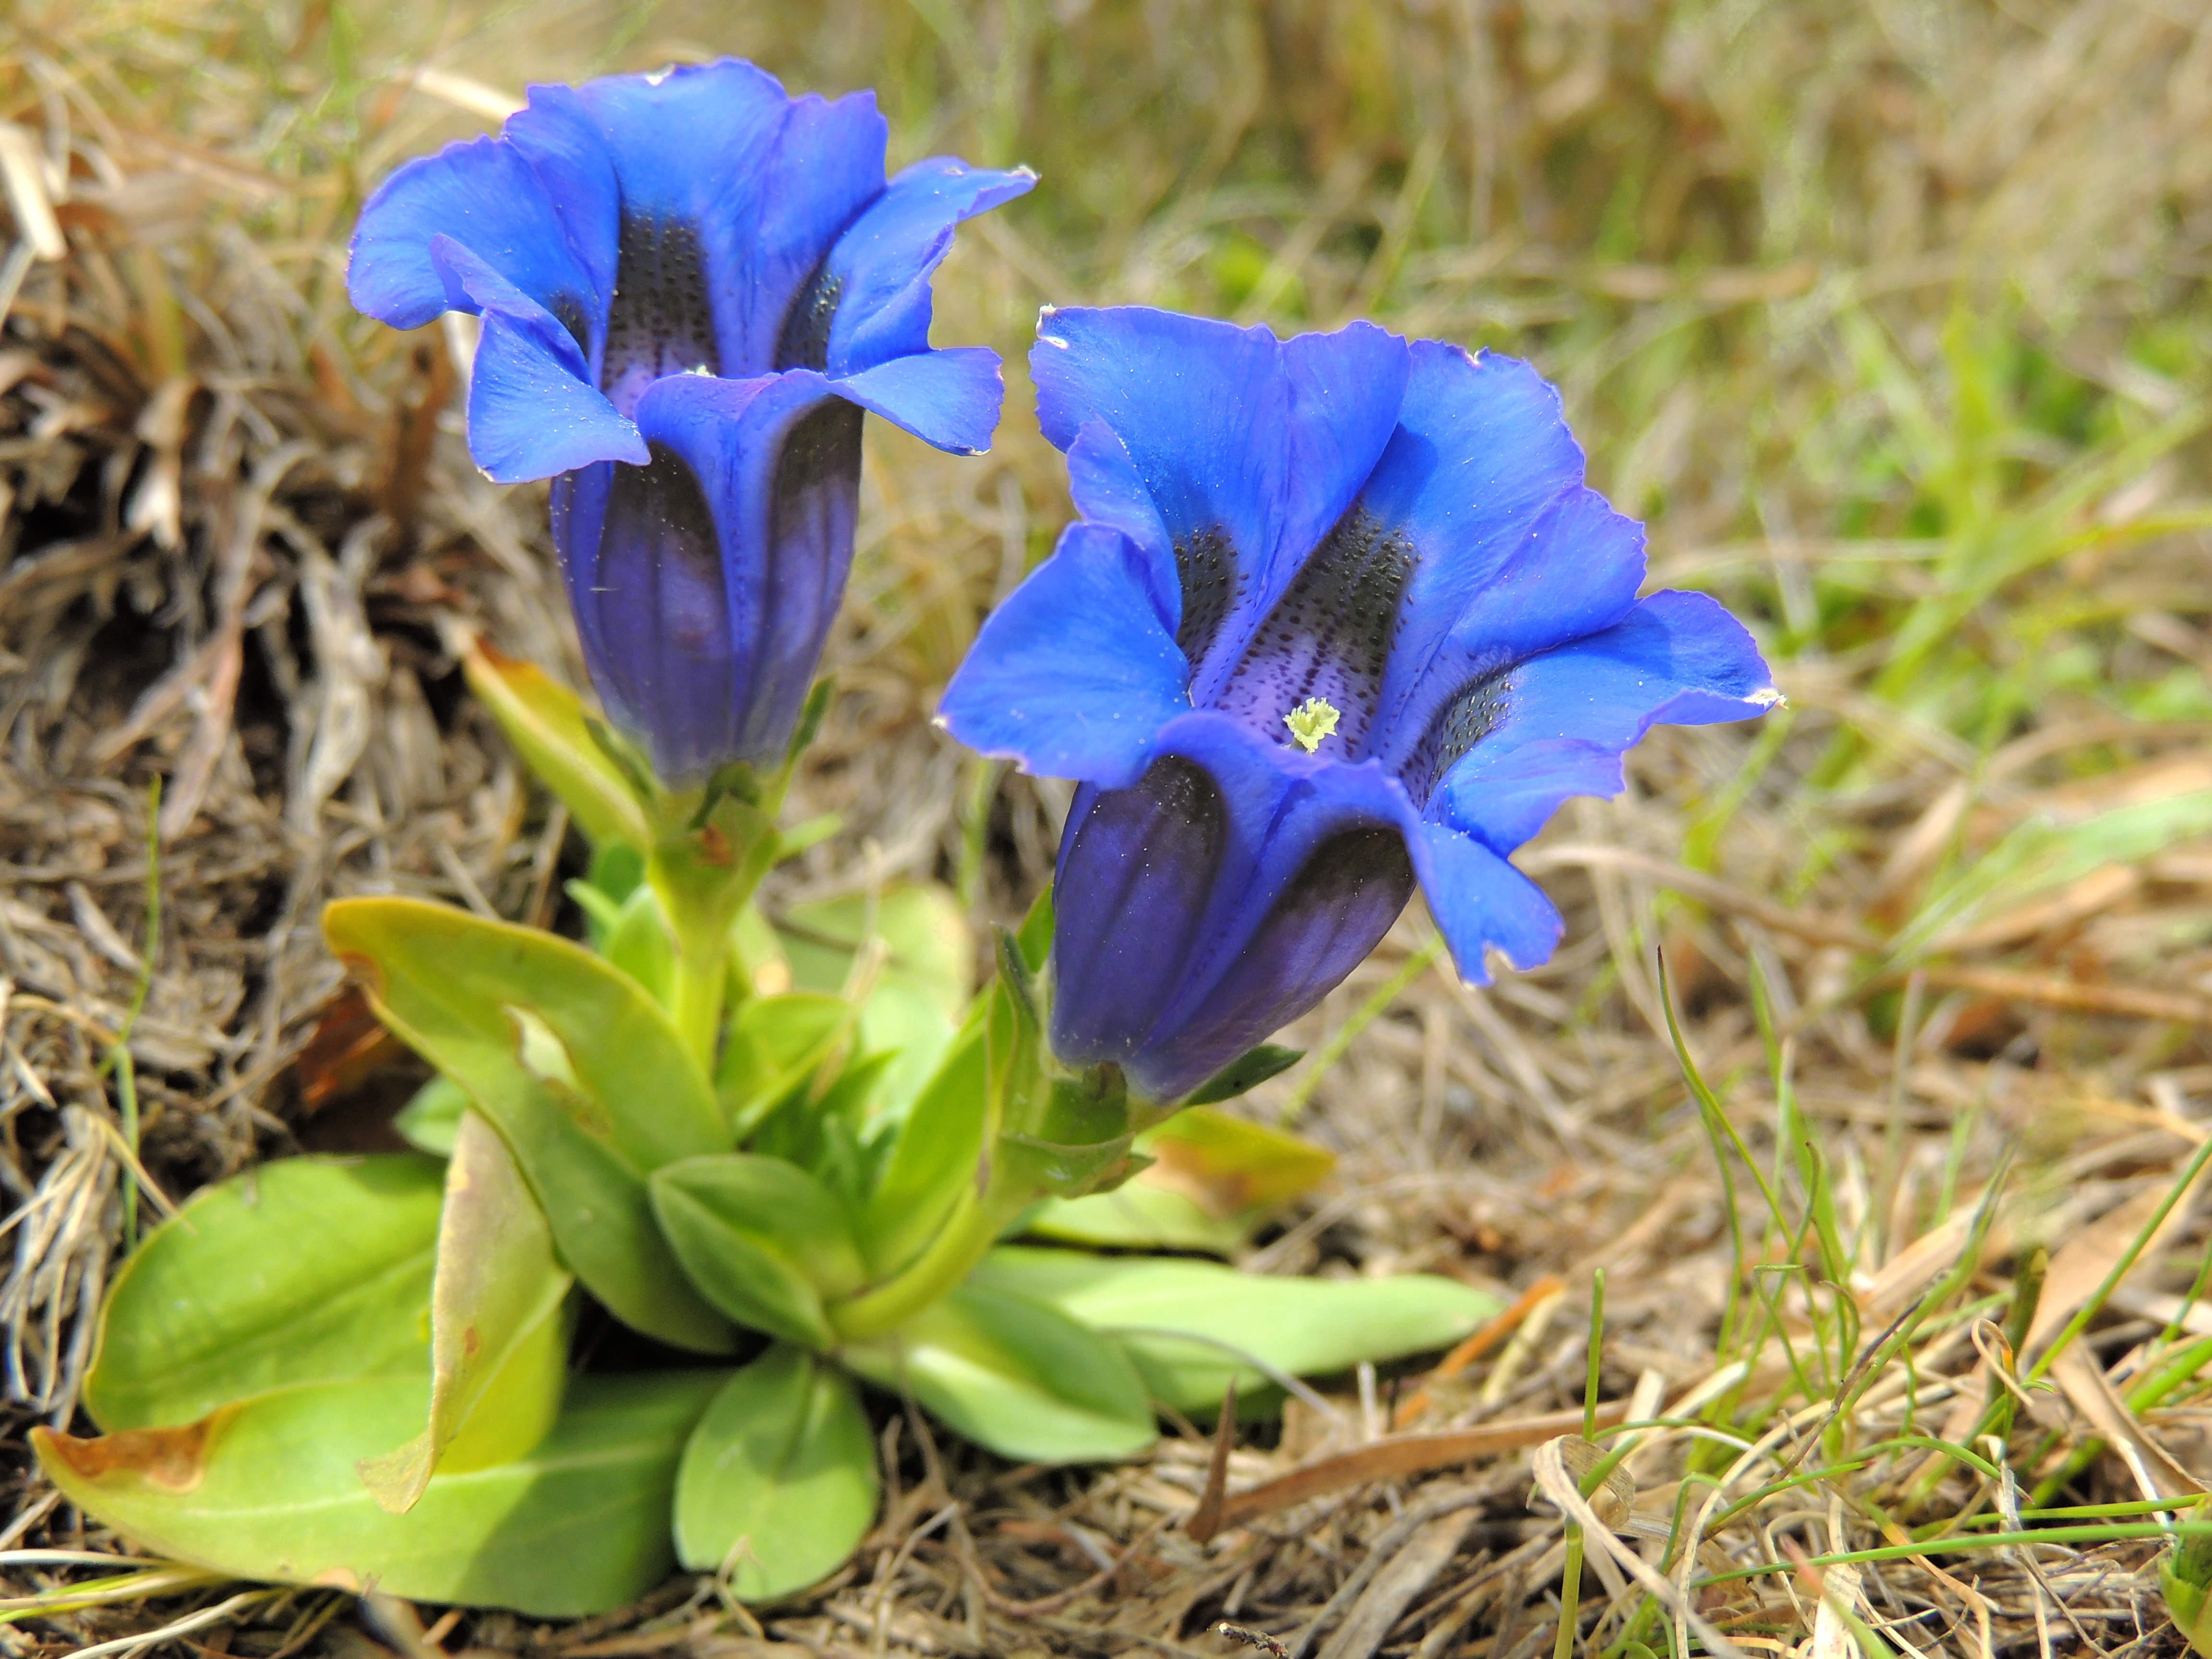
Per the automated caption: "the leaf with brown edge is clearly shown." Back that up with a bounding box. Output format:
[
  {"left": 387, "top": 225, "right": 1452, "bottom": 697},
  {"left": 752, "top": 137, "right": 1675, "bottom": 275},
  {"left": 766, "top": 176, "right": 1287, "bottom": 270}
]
[
  {"left": 40, "top": 1412, "right": 227, "bottom": 1491},
  {"left": 357, "top": 1110, "right": 573, "bottom": 1515},
  {"left": 34, "top": 1370, "right": 726, "bottom": 1619}
]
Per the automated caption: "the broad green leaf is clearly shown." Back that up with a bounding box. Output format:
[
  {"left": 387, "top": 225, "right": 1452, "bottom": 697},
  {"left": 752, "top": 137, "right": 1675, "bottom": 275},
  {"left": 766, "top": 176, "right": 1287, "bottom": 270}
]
[
  {"left": 462, "top": 642, "right": 650, "bottom": 853},
  {"left": 842, "top": 1279, "right": 1155, "bottom": 1463},
  {"left": 87, "top": 1155, "right": 443, "bottom": 1431},
  {"left": 359, "top": 1112, "right": 572, "bottom": 1514},
  {"left": 649, "top": 1155, "right": 865, "bottom": 1349},
  {"left": 1030, "top": 1106, "right": 1335, "bottom": 1254},
  {"left": 972, "top": 1248, "right": 1500, "bottom": 1416},
  {"left": 717, "top": 992, "right": 852, "bottom": 1137},
  {"left": 34, "top": 1370, "right": 722, "bottom": 1619},
  {"left": 395, "top": 1074, "right": 468, "bottom": 1156},
  {"left": 858, "top": 1021, "right": 986, "bottom": 1278},
  {"left": 325, "top": 897, "right": 731, "bottom": 1354},
  {"left": 324, "top": 897, "right": 722, "bottom": 1172},
  {"left": 674, "top": 1345, "right": 877, "bottom": 1598}
]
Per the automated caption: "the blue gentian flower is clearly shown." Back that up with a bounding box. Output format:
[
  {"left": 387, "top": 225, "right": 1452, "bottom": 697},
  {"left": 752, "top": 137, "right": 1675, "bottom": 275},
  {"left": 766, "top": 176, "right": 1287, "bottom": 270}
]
[
  {"left": 940, "top": 309, "right": 1777, "bottom": 1106},
  {"left": 349, "top": 61, "right": 1033, "bottom": 782}
]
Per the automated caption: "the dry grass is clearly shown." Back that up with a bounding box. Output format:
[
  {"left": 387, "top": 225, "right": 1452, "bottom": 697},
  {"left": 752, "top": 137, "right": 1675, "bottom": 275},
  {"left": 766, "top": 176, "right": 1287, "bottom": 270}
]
[{"left": 2, "top": 0, "right": 2212, "bottom": 1655}]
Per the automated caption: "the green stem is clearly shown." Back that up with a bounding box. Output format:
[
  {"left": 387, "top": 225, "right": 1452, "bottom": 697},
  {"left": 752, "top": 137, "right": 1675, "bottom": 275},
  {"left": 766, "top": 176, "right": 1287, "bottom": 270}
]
[
  {"left": 827, "top": 1182, "right": 1010, "bottom": 1340},
  {"left": 667, "top": 933, "right": 726, "bottom": 1071}
]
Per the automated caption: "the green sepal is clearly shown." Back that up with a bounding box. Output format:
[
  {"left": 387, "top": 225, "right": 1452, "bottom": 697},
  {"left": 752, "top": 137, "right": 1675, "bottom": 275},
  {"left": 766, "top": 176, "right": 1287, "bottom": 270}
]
[
  {"left": 993, "top": 922, "right": 1041, "bottom": 1033},
  {"left": 461, "top": 643, "right": 649, "bottom": 854},
  {"left": 357, "top": 1111, "right": 572, "bottom": 1515},
  {"left": 86, "top": 1155, "right": 443, "bottom": 1431},
  {"left": 841, "top": 1279, "right": 1155, "bottom": 1464},
  {"left": 35, "top": 1370, "right": 724, "bottom": 1619},
  {"left": 787, "top": 677, "right": 834, "bottom": 765},
  {"left": 972, "top": 1247, "right": 1500, "bottom": 1416},
  {"left": 649, "top": 1155, "right": 866, "bottom": 1350},
  {"left": 1184, "top": 1044, "right": 1305, "bottom": 1106},
  {"left": 1015, "top": 881, "right": 1054, "bottom": 973},
  {"left": 673, "top": 1344, "right": 877, "bottom": 1599},
  {"left": 1027, "top": 1105, "right": 1336, "bottom": 1254},
  {"left": 323, "top": 897, "right": 731, "bottom": 1354}
]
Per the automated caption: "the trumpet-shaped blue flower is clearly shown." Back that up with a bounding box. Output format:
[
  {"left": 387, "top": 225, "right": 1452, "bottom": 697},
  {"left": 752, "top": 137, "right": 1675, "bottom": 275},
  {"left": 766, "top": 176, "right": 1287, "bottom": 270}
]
[
  {"left": 349, "top": 60, "right": 1033, "bottom": 781},
  {"left": 941, "top": 309, "right": 1777, "bottom": 1105}
]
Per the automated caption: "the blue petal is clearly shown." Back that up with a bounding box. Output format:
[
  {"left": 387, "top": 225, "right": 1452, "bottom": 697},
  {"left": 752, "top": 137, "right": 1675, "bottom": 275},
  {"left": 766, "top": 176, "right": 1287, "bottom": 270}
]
[
  {"left": 348, "top": 133, "right": 594, "bottom": 331},
  {"left": 555, "top": 370, "right": 866, "bottom": 781},
  {"left": 1407, "top": 823, "right": 1564, "bottom": 985},
  {"left": 1030, "top": 309, "right": 1407, "bottom": 695},
  {"left": 1360, "top": 343, "right": 1647, "bottom": 769},
  {"left": 821, "top": 158, "right": 1037, "bottom": 376},
  {"left": 1049, "top": 768, "right": 1226, "bottom": 1092},
  {"left": 430, "top": 238, "right": 644, "bottom": 482},
  {"left": 937, "top": 523, "right": 1189, "bottom": 789},
  {"left": 1050, "top": 712, "right": 1417, "bottom": 1103},
  {"left": 1428, "top": 590, "right": 1776, "bottom": 854},
  {"left": 1064, "top": 420, "right": 1173, "bottom": 566},
  {"left": 831, "top": 347, "right": 1007, "bottom": 455},
  {"left": 518, "top": 62, "right": 887, "bottom": 381}
]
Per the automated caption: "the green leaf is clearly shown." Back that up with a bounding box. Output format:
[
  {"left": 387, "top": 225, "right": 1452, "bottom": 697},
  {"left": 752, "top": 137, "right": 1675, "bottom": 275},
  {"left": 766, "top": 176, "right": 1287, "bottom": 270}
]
[
  {"left": 1029, "top": 1106, "right": 1335, "bottom": 1254},
  {"left": 34, "top": 1370, "right": 723, "bottom": 1619},
  {"left": 358, "top": 1112, "right": 573, "bottom": 1515},
  {"left": 1184, "top": 1045, "right": 1305, "bottom": 1106},
  {"left": 673, "top": 1345, "right": 877, "bottom": 1598},
  {"left": 779, "top": 883, "right": 974, "bottom": 1122},
  {"left": 325, "top": 897, "right": 731, "bottom": 1355},
  {"left": 717, "top": 992, "right": 853, "bottom": 1137},
  {"left": 395, "top": 1074, "right": 468, "bottom": 1156},
  {"left": 601, "top": 883, "right": 676, "bottom": 1008},
  {"left": 858, "top": 1021, "right": 986, "bottom": 1277},
  {"left": 972, "top": 1247, "right": 1500, "bottom": 1416},
  {"left": 842, "top": 1279, "right": 1155, "bottom": 1463},
  {"left": 1026, "top": 1179, "right": 1250, "bottom": 1255},
  {"left": 462, "top": 643, "right": 650, "bottom": 853},
  {"left": 86, "top": 1155, "right": 444, "bottom": 1431},
  {"left": 649, "top": 1155, "right": 865, "bottom": 1349}
]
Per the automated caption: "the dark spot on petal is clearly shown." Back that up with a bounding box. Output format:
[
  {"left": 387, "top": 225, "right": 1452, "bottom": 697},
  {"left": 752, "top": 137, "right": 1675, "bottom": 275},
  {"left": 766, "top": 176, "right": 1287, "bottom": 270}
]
[
  {"left": 1173, "top": 525, "right": 1239, "bottom": 670},
  {"left": 1213, "top": 506, "right": 1417, "bottom": 755},
  {"left": 1404, "top": 668, "right": 1512, "bottom": 806},
  {"left": 773, "top": 398, "right": 865, "bottom": 510},
  {"left": 1271, "top": 824, "right": 1417, "bottom": 938},
  {"left": 775, "top": 262, "right": 844, "bottom": 373},
  {"left": 603, "top": 213, "right": 718, "bottom": 413},
  {"left": 548, "top": 291, "right": 590, "bottom": 357}
]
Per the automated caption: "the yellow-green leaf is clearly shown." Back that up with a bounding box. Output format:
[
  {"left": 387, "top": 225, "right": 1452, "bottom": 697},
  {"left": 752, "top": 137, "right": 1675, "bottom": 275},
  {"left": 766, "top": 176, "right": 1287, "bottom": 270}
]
[
  {"left": 358, "top": 1111, "right": 572, "bottom": 1514},
  {"left": 86, "top": 1155, "right": 444, "bottom": 1431},
  {"left": 34, "top": 1370, "right": 722, "bottom": 1618}
]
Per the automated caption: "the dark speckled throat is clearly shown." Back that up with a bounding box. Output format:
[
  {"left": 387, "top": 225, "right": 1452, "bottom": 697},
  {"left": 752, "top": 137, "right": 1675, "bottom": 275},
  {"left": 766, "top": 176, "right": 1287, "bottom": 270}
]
[
  {"left": 601, "top": 213, "right": 719, "bottom": 414},
  {"left": 1211, "top": 506, "right": 1417, "bottom": 756}
]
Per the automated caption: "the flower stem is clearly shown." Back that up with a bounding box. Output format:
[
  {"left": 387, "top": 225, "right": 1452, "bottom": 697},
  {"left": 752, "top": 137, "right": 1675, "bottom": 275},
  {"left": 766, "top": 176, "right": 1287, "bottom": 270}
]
[{"left": 827, "top": 1183, "right": 1009, "bottom": 1340}]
